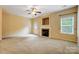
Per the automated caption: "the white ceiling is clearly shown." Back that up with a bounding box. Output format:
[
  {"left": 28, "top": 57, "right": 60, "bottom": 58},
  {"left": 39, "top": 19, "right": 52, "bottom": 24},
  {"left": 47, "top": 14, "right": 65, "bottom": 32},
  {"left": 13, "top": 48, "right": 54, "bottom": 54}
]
[{"left": 1, "top": 5, "right": 76, "bottom": 18}]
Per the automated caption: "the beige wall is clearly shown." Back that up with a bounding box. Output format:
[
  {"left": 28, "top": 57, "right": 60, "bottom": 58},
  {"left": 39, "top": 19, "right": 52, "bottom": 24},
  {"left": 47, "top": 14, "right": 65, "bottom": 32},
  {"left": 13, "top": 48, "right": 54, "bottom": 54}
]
[
  {"left": 31, "top": 18, "right": 34, "bottom": 33},
  {"left": 2, "top": 10, "right": 31, "bottom": 37},
  {"left": 33, "top": 6, "right": 77, "bottom": 42},
  {"left": 77, "top": 6, "right": 79, "bottom": 46},
  {"left": 33, "top": 17, "right": 41, "bottom": 35},
  {"left": 0, "top": 8, "right": 2, "bottom": 40}
]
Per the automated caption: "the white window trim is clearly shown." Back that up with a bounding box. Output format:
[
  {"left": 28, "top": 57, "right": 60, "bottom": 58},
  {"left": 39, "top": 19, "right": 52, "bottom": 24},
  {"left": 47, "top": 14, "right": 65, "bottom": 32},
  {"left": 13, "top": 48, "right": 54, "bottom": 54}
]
[{"left": 60, "top": 15, "right": 74, "bottom": 35}]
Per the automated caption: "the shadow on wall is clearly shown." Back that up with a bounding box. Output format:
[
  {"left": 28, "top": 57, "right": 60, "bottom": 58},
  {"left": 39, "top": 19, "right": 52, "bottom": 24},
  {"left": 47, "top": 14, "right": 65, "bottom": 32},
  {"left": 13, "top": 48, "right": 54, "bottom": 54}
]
[{"left": 5, "top": 26, "right": 31, "bottom": 37}]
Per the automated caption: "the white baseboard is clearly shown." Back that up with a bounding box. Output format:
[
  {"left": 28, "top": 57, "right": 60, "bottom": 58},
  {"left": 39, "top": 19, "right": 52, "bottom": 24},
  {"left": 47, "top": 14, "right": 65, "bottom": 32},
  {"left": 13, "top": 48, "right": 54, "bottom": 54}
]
[{"left": 2, "top": 34, "right": 38, "bottom": 38}]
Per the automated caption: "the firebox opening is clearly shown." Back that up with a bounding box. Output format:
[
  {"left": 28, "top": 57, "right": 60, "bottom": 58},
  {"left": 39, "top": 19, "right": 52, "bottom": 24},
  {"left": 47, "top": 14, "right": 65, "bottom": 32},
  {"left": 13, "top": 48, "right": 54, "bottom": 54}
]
[{"left": 42, "top": 29, "right": 49, "bottom": 37}]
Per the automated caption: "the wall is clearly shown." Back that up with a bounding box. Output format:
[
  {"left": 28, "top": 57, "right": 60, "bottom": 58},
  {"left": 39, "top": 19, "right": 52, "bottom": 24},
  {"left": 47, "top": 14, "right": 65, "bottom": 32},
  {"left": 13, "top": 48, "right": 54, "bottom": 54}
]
[
  {"left": 0, "top": 8, "right": 2, "bottom": 40},
  {"left": 77, "top": 6, "right": 79, "bottom": 46},
  {"left": 33, "top": 17, "right": 41, "bottom": 35},
  {"left": 31, "top": 18, "right": 34, "bottom": 33},
  {"left": 2, "top": 10, "right": 31, "bottom": 37},
  {"left": 33, "top": 6, "right": 77, "bottom": 42}
]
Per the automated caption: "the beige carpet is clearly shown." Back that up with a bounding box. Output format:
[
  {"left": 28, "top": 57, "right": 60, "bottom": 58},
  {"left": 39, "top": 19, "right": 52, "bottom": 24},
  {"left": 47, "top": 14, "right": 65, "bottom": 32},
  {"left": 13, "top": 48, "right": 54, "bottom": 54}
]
[{"left": 0, "top": 34, "right": 79, "bottom": 54}]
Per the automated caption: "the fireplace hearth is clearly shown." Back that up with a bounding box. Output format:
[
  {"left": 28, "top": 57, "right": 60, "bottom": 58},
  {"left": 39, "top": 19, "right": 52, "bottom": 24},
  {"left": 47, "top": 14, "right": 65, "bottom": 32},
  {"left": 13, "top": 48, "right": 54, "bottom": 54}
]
[{"left": 42, "top": 29, "right": 49, "bottom": 37}]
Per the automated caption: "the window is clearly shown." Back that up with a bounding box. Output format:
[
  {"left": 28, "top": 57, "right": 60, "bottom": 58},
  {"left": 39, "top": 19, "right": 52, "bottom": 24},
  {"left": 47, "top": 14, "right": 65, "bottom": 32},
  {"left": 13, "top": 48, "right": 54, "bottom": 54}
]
[{"left": 61, "top": 15, "right": 74, "bottom": 34}]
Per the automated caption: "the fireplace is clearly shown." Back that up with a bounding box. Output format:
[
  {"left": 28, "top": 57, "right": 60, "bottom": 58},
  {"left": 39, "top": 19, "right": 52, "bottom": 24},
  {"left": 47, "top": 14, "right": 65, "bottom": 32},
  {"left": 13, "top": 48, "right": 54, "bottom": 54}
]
[{"left": 42, "top": 29, "right": 49, "bottom": 37}]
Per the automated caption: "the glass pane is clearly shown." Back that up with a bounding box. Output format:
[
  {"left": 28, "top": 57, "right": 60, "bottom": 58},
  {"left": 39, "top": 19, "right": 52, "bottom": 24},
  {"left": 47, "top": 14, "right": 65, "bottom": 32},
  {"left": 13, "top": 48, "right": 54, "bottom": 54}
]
[
  {"left": 62, "top": 17, "right": 73, "bottom": 25},
  {"left": 61, "top": 26, "right": 73, "bottom": 33}
]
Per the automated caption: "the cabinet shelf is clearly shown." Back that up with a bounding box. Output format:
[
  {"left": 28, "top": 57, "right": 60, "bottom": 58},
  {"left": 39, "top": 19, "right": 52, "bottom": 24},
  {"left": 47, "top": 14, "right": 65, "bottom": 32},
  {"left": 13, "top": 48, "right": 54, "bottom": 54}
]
[{"left": 42, "top": 17, "right": 49, "bottom": 25}]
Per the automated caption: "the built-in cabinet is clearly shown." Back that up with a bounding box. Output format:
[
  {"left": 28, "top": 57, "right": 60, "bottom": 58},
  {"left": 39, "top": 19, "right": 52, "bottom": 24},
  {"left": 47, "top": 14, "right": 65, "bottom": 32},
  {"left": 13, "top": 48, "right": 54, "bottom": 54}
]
[{"left": 42, "top": 17, "right": 49, "bottom": 25}]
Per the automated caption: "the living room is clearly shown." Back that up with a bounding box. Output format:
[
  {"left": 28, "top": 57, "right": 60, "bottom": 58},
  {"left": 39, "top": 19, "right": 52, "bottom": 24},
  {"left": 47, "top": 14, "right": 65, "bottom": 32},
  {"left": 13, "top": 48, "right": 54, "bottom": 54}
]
[{"left": 0, "top": 5, "right": 79, "bottom": 54}]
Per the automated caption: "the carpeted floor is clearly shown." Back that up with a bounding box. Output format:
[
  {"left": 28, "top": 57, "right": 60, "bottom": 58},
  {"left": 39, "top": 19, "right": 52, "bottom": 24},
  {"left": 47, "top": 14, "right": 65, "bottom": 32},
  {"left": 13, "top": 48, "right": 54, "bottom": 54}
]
[{"left": 0, "top": 34, "right": 79, "bottom": 54}]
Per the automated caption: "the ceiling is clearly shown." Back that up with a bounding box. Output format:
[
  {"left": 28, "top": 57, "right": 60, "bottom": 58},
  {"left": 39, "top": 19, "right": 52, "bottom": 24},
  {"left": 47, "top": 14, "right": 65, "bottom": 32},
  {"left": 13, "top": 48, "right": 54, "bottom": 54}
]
[{"left": 1, "top": 5, "right": 76, "bottom": 18}]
